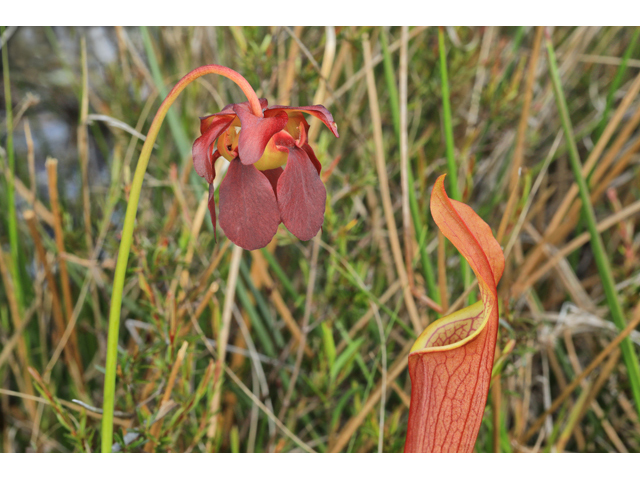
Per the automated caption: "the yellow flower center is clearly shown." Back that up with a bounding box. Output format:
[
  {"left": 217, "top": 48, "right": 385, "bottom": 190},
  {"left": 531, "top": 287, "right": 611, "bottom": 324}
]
[{"left": 253, "top": 112, "right": 306, "bottom": 171}]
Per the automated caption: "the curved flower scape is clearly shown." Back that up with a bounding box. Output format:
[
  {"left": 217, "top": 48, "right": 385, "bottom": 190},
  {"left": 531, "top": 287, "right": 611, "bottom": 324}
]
[
  {"left": 192, "top": 98, "right": 339, "bottom": 250},
  {"left": 404, "top": 175, "right": 505, "bottom": 453}
]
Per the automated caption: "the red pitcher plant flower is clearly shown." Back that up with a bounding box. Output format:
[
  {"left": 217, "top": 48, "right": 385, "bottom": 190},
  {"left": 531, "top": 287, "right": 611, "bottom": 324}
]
[
  {"left": 101, "top": 64, "right": 340, "bottom": 452},
  {"left": 192, "top": 99, "right": 339, "bottom": 250},
  {"left": 404, "top": 175, "right": 505, "bottom": 453}
]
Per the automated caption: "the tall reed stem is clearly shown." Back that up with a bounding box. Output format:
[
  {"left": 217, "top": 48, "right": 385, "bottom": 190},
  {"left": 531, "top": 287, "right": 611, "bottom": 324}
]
[{"left": 101, "top": 64, "right": 262, "bottom": 452}]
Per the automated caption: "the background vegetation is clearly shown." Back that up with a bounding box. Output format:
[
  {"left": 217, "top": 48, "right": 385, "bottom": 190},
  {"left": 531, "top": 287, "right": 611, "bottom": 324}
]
[{"left": 1, "top": 26, "right": 640, "bottom": 452}]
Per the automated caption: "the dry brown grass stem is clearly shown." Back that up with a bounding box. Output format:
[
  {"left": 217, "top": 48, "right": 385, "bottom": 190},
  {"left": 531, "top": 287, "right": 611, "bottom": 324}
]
[
  {"left": 278, "top": 234, "right": 321, "bottom": 422},
  {"left": 0, "top": 305, "right": 34, "bottom": 370},
  {"left": 366, "top": 187, "right": 396, "bottom": 284},
  {"left": 24, "top": 119, "right": 36, "bottom": 206},
  {"left": 169, "top": 166, "right": 194, "bottom": 229},
  {"left": 544, "top": 344, "right": 587, "bottom": 450},
  {"left": 6, "top": 166, "right": 54, "bottom": 226},
  {"left": 515, "top": 198, "right": 640, "bottom": 293},
  {"left": 363, "top": 35, "right": 423, "bottom": 335},
  {"left": 175, "top": 191, "right": 209, "bottom": 296},
  {"left": 0, "top": 388, "right": 131, "bottom": 429},
  {"left": 590, "top": 116, "right": 640, "bottom": 196},
  {"left": 114, "top": 26, "right": 132, "bottom": 85},
  {"left": 0, "top": 252, "right": 36, "bottom": 417},
  {"left": 78, "top": 37, "right": 93, "bottom": 251},
  {"left": 329, "top": 341, "right": 412, "bottom": 452},
  {"left": 326, "top": 26, "right": 428, "bottom": 109},
  {"left": 336, "top": 280, "right": 401, "bottom": 355},
  {"left": 496, "top": 26, "right": 544, "bottom": 244},
  {"left": 559, "top": 331, "right": 626, "bottom": 452},
  {"left": 444, "top": 278, "right": 479, "bottom": 317},
  {"left": 504, "top": 132, "right": 562, "bottom": 264},
  {"left": 519, "top": 69, "right": 640, "bottom": 279},
  {"left": 250, "top": 250, "right": 312, "bottom": 357},
  {"left": 117, "top": 26, "right": 155, "bottom": 90},
  {"left": 162, "top": 159, "right": 193, "bottom": 235},
  {"left": 145, "top": 341, "right": 189, "bottom": 451},
  {"left": 371, "top": 302, "right": 387, "bottom": 453},
  {"left": 399, "top": 26, "right": 417, "bottom": 316},
  {"left": 192, "top": 282, "right": 218, "bottom": 320},
  {"left": 308, "top": 26, "right": 336, "bottom": 144},
  {"left": 278, "top": 26, "right": 304, "bottom": 105},
  {"left": 24, "top": 210, "right": 84, "bottom": 393},
  {"left": 519, "top": 305, "right": 640, "bottom": 445},
  {"left": 557, "top": 349, "right": 624, "bottom": 452},
  {"left": 577, "top": 53, "right": 640, "bottom": 68},
  {"left": 592, "top": 137, "right": 640, "bottom": 205},
  {"left": 46, "top": 159, "right": 78, "bottom": 352},
  {"left": 222, "top": 363, "right": 315, "bottom": 453},
  {"left": 180, "top": 239, "right": 230, "bottom": 311},
  {"left": 522, "top": 120, "right": 640, "bottom": 278},
  {"left": 77, "top": 38, "right": 104, "bottom": 330},
  {"left": 206, "top": 244, "right": 242, "bottom": 446}
]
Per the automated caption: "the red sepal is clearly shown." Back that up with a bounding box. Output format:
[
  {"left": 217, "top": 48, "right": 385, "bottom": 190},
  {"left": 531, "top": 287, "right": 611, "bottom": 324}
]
[
  {"left": 277, "top": 145, "right": 326, "bottom": 241},
  {"left": 218, "top": 159, "right": 281, "bottom": 250},
  {"left": 193, "top": 116, "right": 234, "bottom": 183},
  {"left": 261, "top": 167, "right": 284, "bottom": 199},
  {"left": 265, "top": 105, "right": 339, "bottom": 138},
  {"left": 302, "top": 144, "right": 322, "bottom": 175}
]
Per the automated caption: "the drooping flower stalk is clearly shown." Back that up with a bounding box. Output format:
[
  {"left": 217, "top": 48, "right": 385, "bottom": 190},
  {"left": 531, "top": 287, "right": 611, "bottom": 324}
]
[
  {"left": 404, "top": 175, "right": 504, "bottom": 452},
  {"left": 101, "top": 65, "right": 263, "bottom": 453}
]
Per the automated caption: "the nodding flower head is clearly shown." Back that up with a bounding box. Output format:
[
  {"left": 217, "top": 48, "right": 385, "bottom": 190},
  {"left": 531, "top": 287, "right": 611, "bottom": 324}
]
[{"left": 192, "top": 99, "right": 339, "bottom": 250}]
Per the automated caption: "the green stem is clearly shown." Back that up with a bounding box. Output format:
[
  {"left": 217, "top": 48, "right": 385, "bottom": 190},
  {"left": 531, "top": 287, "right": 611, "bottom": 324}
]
[
  {"left": 438, "top": 27, "right": 473, "bottom": 303},
  {"left": 1, "top": 26, "right": 25, "bottom": 313},
  {"left": 546, "top": 32, "right": 640, "bottom": 419},
  {"left": 101, "top": 64, "right": 262, "bottom": 452},
  {"left": 595, "top": 29, "right": 639, "bottom": 142}
]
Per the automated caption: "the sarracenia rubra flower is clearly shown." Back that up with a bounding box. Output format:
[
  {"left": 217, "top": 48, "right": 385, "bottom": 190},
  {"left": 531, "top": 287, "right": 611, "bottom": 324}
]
[
  {"left": 404, "top": 175, "right": 505, "bottom": 453},
  {"left": 192, "top": 98, "right": 339, "bottom": 250}
]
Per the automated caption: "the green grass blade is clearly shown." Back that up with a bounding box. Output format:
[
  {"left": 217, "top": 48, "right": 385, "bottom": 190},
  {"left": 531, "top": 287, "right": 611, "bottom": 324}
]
[
  {"left": 140, "top": 26, "right": 192, "bottom": 159},
  {"left": 438, "top": 27, "right": 460, "bottom": 201},
  {"left": 1, "top": 26, "right": 25, "bottom": 313},
  {"left": 379, "top": 28, "right": 400, "bottom": 141},
  {"left": 438, "top": 27, "right": 473, "bottom": 303},
  {"left": 595, "top": 29, "right": 640, "bottom": 141},
  {"left": 546, "top": 33, "right": 640, "bottom": 419},
  {"left": 380, "top": 28, "right": 438, "bottom": 302},
  {"left": 260, "top": 248, "right": 300, "bottom": 303}
]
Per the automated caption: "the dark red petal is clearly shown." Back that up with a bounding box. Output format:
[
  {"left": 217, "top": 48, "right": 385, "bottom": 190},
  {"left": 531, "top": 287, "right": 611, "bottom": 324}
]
[
  {"left": 270, "top": 130, "right": 320, "bottom": 174},
  {"left": 193, "top": 116, "right": 234, "bottom": 183},
  {"left": 302, "top": 143, "right": 322, "bottom": 175},
  {"left": 265, "top": 105, "right": 339, "bottom": 138},
  {"left": 277, "top": 145, "right": 326, "bottom": 241},
  {"left": 198, "top": 113, "right": 235, "bottom": 135},
  {"left": 218, "top": 158, "right": 281, "bottom": 250},
  {"left": 261, "top": 167, "right": 284, "bottom": 198},
  {"left": 200, "top": 99, "right": 268, "bottom": 133},
  {"left": 208, "top": 183, "right": 217, "bottom": 243},
  {"left": 232, "top": 103, "right": 288, "bottom": 165}
]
